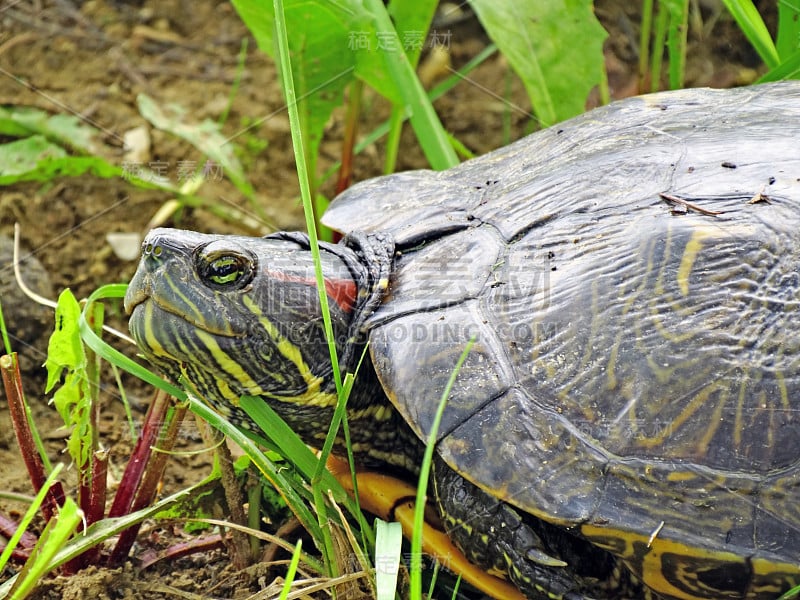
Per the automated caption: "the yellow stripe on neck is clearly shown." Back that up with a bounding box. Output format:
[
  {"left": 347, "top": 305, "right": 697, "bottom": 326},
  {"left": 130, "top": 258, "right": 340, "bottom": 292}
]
[
  {"left": 196, "top": 328, "right": 265, "bottom": 393},
  {"left": 243, "top": 296, "right": 338, "bottom": 408}
]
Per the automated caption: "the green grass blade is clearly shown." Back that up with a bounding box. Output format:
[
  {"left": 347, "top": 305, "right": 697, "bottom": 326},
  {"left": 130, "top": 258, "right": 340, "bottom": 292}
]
[
  {"left": 721, "top": 0, "right": 780, "bottom": 68},
  {"left": 409, "top": 338, "right": 476, "bottom": 598},
  {"left": 271, "top": 0, "right": 343, "bottom": 570},
  {"left": 757, "top": 47, "right": 800, "bottom": 82},
  {"left": 278, "top": 539, "right": 302, "bottom": 600},
  {"left": 219, "top": 37, "right": 249, "bottom": 126},
  {"left": 650, "top": 3, "right": 669, "bottom": 91},
  {"left": 0, "top": 477, "right": 217, "bottom": 599},
  {"left": 9, "top": 496, "right": 82, "bottom": 600},
  {"left": 665, "top": 0, "right": 689, "bottom": 89},
  {"left": 0, "top": 294, "right": 11, "bottom": 355},
  {"left": 213, "top": 397, "right": 324, "bottom": 533},
  {"left": 777, "top": 0, "right": 800, "bottom": 61},
  {"left": 360, "top": 0, "right": 457, "bottom": 169},
  {"left": 271, "top": 0, "right": 343, "bottom": 395},
  {"left": 374, "top": 519, "right": 402, "bottom": 600},
  {"left": 0, "top": 464, "right": 64, "bottom": 577}
]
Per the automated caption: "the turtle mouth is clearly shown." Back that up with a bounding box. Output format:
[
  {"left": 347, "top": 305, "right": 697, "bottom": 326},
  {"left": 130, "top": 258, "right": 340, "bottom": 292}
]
[
  {"left": 124, "top": 267, "right": 243, "bottom": 338},
  {"left": 123, "top": 285, "right": 148, "bottom": 316},
  {"left": 127, "top": 295, "right": 237, "bottom": 388}
]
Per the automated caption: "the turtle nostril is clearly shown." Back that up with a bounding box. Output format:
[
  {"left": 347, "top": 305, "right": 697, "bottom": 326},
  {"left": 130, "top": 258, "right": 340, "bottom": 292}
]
[{"left": 140, "top": 229, "right": 191, "bottom": 263}]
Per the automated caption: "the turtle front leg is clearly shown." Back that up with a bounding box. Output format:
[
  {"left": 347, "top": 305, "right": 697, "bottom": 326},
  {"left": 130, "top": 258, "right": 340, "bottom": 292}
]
[{"left": 432, "top": 455, "right": 624, "bottom": 600}]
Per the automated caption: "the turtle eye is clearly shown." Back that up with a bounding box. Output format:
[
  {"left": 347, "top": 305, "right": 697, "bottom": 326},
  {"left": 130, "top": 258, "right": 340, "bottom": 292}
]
[{"left": 196, "top": 242, "right": 256, "bottom": 290}]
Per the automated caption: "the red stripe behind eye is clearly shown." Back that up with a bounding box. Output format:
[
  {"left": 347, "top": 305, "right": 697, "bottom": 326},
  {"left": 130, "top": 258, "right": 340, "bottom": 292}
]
[
  {"left": 264, "top": 269, "right": 358, "bottom": 313},
  {"left": 323, "top": 277, "right": 358, "bottom": 313}
]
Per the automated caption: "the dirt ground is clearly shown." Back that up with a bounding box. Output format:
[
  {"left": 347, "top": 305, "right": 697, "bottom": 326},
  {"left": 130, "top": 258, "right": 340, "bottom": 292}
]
[{"left": 0, "top": 0, "right": 773, "bottom": 598}]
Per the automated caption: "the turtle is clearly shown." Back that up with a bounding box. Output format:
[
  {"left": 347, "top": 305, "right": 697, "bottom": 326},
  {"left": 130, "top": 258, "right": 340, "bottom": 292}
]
[{"left": 124, "top": 81, "right": 800, "bottom": 600}]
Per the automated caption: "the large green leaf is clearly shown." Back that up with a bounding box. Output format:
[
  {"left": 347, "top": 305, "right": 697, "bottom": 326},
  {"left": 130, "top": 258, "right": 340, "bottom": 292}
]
[
  {"left": 469, "top": 0, "right": 608, "bottom": 126},
  {"left": 231, "top": 0, "right": 353, "bottom": 173},
  {"left": 0, "top": 105, "right": 103, "bottom": 155},
  {"left": 388, "top": 0, "right": 439, "bottom": 67},
  {"left": 776, "top": 0, "right": 800, "bottom": 63},
  {"left": 137, "top": 94, "right": 254, "bottom": 198},
  {"left": 231, "top": 0, "right": 456, "bottom": 170},
  {"left": 721, "top": 0, "right": 780, "bottom": 68},
  {"left": 0, "top": 135, "right": 173, "bottom": 189}
]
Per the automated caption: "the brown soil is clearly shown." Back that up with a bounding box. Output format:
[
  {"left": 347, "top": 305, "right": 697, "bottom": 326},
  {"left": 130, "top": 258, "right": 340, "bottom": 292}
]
[{"left": 0, "top": 1, "right": 772, "bottom": 598}]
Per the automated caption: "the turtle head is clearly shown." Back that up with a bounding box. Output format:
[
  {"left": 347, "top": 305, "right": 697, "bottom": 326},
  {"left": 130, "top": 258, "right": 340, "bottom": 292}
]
[{"left": 124, "top": 228, "right": 362, "bottom": 429}]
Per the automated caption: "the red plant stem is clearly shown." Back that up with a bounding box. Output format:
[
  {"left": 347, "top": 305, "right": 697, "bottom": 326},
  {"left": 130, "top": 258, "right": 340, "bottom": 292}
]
[
  {"left": 107, "top": 390, "right": 186, "bottom": 565},
  {"left": 0, "top": 513, "right": 38, "bottom": 550},
  {"left": 74, "top": 450, "right": 108, "bottom": 568},
  {"left": 334, "top": 79, "right": 363, "bottom": 197},
  {"left": 1, "top": 353, "right": 66, "bottom": 521},
  {"left": 107, "top": 390, "right": 169, "bottom": 519},
  {"left": 80, "top": 302, "right": 105, "bottom": 526},
  {"left": 87, "top": 451, "right": 108, "bottom": 526},
  {"left": 0, "top": 542, "right": 32, "bottom": 562},
  {"left": 139, "top": 534, "right": 225, "bottom": 570}
]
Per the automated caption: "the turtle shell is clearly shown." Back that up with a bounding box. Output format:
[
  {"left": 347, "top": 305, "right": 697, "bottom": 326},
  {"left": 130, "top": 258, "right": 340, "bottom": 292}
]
[{"left": 322, "top": 82, "right": 800, "bottom": 598}]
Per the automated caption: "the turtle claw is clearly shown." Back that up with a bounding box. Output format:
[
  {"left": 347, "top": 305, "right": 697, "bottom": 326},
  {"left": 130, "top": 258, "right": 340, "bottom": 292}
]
[{"left": 526, "top": 546, "right": 568, "bottom": 568}]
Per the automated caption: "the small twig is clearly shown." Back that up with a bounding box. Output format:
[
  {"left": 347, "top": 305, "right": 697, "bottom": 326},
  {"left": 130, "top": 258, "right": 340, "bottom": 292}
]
[
  {"left": 659, "top": 192, "right": 723, "bottom": 216},
  {"left": 212, "top": 425, "right": 253, "bottom": 570},
  {"left": 139, "top": 533, "right": 226, "bottom": 570},
  {"left": 261, "top": 517, "right": 302, "bottom": 564},
  {"left": 0, "top": 513, "right": 38, "bottom": 551},
  {"left": 747, "top": 189, "right": 771, "bottom": 204},
  {"left": 647, "top": 520, "right": 665, "bottom": 548},
  {"left": 0, "top": 31, "right": 39, "bottom": 57}
]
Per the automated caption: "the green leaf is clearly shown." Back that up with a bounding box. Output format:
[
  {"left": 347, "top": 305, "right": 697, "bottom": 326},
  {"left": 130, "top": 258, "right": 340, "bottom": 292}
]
[
  {"left": 375, "top": 519, "right": 402, "bottom": 600},
  {"left": 44, "top": 289, "right": 85, "bottom": 394},
  {"left": 231, "top": 0, "right": 352, "bottom": 174},
  {"left": 721, "top": 0, "right": 780, "bottom": 68},
  {"left": 44, "top": 289, "right": 93, "bottom": 470},
  {"left": 776, "top": 0, "right": 800, "bottom": 62},
  {"left": 0, "top": 105, "right": 103, "bottom": 154},
  {"left": 468, "top": 0, "right": 608, "bottom": 126},
  {"left": 136, "top": 94, "right": 254, "bottom": 198},
  {"left": 663, "top": 0, "right": 689, "bottom": 89},
  {"left": 0, "top": 136, "right": 174, "bottom": 190},
  {"left": 9, "top": 496, "right": 82, "bottom": 600},
  {"left": 0, "top": 136, "right": 67, "bottom": 180},
  {"left": 0, "top": 464, "right": 65, "bottom": 577},
  {"left": 232, "top": 0, "right": 457, "bottom": 170},
  {"left": 0, "top": 478, "right": 214, "bottom": 598},
  {"left": 758, "top": 47, "right": 800, "bottom": 82}
]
